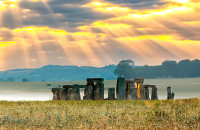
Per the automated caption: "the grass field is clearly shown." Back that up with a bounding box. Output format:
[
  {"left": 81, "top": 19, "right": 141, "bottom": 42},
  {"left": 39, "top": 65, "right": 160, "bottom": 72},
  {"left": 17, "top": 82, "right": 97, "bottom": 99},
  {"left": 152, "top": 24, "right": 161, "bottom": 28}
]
[{"left": 0, "top": 98, "right": 199, "bottom": 129}]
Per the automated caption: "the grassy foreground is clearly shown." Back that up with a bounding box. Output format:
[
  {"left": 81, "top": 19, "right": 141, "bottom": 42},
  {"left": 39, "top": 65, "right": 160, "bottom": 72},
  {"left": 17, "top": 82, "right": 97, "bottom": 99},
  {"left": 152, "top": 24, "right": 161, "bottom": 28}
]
[{"left": 0, "top": 99, "right": 199, "bottom": 129}]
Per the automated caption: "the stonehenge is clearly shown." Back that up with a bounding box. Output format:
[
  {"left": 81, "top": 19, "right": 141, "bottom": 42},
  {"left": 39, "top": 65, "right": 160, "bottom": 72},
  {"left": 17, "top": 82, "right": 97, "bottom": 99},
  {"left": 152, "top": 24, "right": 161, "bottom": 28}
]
[{"left": 51, "top": 77, "right": 174, "bottom": 100}]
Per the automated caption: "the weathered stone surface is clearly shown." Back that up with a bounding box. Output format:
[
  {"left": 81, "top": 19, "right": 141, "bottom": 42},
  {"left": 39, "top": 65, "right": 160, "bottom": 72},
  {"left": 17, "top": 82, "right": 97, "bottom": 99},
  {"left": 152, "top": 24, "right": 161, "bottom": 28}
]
[
  {"left": 144, "top": 87, "right": 150, "bottom": 100},
  {"left": 125, "top": 79, "right": 135, "bottom": 100},
  {"left": 135, "top": 78, "right": 144, "bottom": 100},
  {"left": 167, "top": 87, "right": 175, "bottom": 99},
  {"left": 139, "top": 87, "right": 145, "bottom": 100},
  {"left": 129, "top": 88, "right": 138, "bottom": 100},
  {"left": 151, "top": 86, "right": 158, "bottom": 100},
  {"left": 63, "top": 84, "right": 86, "bottom": 89},
  {"left": 59, "top": 88, "right": 68, "bottom": 100},
  {"left": 52, "top": 88, "right": 68, "bottom": 100},
  {"left": 93, "top": 82, "right": 102, "bottom": 100},
  {"left": 171, "top": 92, "right": 175, "bottom": 99},
  {"left": 52, "top": 88, "right": 60, "bottom": 100},
  {"left": 116, "top": 77, "right": 126, "bottom": 100},
  {"left": 71, "top": 87, "right": 81, "bottom": 100},
  {"left": 83, "top": 81, "right": 94, "bottom": 100},
  {"left": 108, "top": 88, "right": 115, "bottom": 100},
  {"left": 167, "top": 87, "right": 172, "bottom": 99},
  {"left": 135, "top": 78, "right": 144, "bottom": 83},
  {"left": 66, "top": 88, "right": 71, "bottom": 100},
  {"left": 84, "top": 78, "right": 105, "bottom": 100},
  {"left": 101, "top": 82, "right": 104, "bottom": 100},
  {"left": 87, "top": 78, "right": 104, "bottom": 83}
]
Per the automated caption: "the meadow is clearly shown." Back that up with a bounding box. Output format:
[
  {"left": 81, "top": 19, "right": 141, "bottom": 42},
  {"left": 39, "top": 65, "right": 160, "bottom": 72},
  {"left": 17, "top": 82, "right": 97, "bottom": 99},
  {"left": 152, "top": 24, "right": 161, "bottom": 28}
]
[
  {"left": 0, "top": 98, "right": 199, "bottom": 129},
  {"left": 0, "top": 78, "right": 199, "bottom": 129}
]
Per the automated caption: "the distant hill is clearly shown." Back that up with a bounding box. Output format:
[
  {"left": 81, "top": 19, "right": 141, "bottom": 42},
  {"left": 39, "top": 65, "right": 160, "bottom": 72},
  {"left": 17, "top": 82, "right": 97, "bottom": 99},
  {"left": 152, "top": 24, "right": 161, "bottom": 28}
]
[{"left": 0, "top": 65, "right": 117, "bottom": 82}]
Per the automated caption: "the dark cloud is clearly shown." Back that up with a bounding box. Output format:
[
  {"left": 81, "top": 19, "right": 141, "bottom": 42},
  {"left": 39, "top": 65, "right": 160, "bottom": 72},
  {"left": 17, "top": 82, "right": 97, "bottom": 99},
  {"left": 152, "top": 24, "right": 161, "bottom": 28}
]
[
  {"left": 17, "top": 0, "right": 113, "bottom": 30},
  {"left": 105, "top": 0, "right": 168, "bottom": 9},
  {"left": 2, "top": 10, "right": 15, "bottom": 29}
]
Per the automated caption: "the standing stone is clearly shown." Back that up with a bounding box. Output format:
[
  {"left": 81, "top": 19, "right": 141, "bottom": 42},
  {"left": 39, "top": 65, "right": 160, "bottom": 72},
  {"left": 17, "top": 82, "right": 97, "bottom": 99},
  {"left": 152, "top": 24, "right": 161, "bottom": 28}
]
[
  {"left": 68, "top": 87, "right": 81, "bottom": 100},
  {"left": 52, "top": 88, "right": 61, "bottom": 100},
  {"left": 101, "top": 82, "right": 104, "bottom": 100},
  {"left": 108, "top": 88, "right": 115, "bottom": 100},
  {"left": 167, "top": 87, "right": 172, "bottom": 99},
  {"left": 73, "top": 87, "right": 81, "bottom": 100},
  {"left": 125, "top": 80, "right": 135, "bottom": 100},
  {"left": 52, "top": 88, "right": 68, "bottom": 100},
  {"left": 144, "top": 87, "right": 150, "bottom": 100},
  {"left": 126, "top": 87, "right": 138, "bottom": 100},
  {"left": 69, "top": 88, "right": 75, "bottom": 100},
  {"left": 83, "top": 81, "right": 94, "bottom": 100},
  {"left": 59, "top": 88, "right": 68, "bottom": 100},
  {"left": 116, "top": 77, "right": 126, "bottom": 100},
  {"left": 66, "top": 88, "right": 71, "bottom": 100},
  {"left": 151, "top": 86, "right": 158, "bottom": 100},
  {"left": 171, "top": 92, "right": 175, "bottom": 99},
  {"left": 135, "top": 78, "right": 144, "bottom": 100},
  {"left": 167, "top": 87, "right": 175, "bottom": 99},
  {"left": 129, "top": 88, "right": 138, "bottom": 100},
  {"left": 94, "top": 82, "right": 102, "bottom": 100}
]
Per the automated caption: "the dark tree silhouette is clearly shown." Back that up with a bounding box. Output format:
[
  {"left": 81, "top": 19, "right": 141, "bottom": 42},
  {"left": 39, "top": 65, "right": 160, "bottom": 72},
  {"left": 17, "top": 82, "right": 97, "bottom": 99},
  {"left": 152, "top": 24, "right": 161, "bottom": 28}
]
[
  {"left": 114, "top": 59, "right": 135, "bottom": 79},
  {"left": 161, "top": 60, "right": 178, "bottom": 77},
  {"left": 22, "top": 78, "right": 29, "bottom": 82},
  {"left": 178, "top": 59, "right": 192, "bottom": 77}
]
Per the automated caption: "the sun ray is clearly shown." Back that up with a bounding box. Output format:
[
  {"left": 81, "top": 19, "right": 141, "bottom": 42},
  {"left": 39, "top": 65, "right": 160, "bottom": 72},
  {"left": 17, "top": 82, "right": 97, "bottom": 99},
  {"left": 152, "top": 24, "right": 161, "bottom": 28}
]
[{"left": 0, "top": 0, "right": 200, "bottom": 70}]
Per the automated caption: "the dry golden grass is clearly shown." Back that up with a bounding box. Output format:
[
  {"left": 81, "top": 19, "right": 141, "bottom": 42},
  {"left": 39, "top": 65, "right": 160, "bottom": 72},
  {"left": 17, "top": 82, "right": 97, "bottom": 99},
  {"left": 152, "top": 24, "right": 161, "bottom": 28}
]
[{"left": 0, "top": 98, "right": 199, "bottom": 129}]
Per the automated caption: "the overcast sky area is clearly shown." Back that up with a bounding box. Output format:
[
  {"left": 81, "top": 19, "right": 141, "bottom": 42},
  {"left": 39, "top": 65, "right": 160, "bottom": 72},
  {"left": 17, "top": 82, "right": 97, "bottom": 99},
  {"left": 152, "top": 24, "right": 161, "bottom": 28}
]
[{"left": 0, "top": 0, "right": 200, "bottom": 70}]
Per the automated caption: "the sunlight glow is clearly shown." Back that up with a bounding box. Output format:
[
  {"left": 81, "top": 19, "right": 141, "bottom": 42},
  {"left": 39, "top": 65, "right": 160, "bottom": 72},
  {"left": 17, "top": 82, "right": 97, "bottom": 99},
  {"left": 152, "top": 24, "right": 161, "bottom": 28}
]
[
  {"left": 0, "top": 0, "right": 200, "bottom": 70},
  {"left": 13, "top": 26, "right": 68, "bottom": 35},
  {"left": 0, "top": 41, "right": 15, "bottom": 46},
  {"left": 130, "top": 6, "right": 192, "bottom": 18},
  {"left": 0, "top": 0, "right": 19, "bottom": 9},
  {"left": 171, "top": 0, "right": 190, "bottom": 3}
]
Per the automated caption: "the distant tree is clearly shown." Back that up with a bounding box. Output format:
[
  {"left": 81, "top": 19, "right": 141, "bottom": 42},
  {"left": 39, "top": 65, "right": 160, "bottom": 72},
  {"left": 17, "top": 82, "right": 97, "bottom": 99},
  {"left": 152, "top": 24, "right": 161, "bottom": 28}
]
[
  {"left": 134, "top": 65, "right": 162, "bottom": 78},
  {"left": 162, "top": 60, "right": 178, "bottom": 77},
  {"left": 22, "top": 78, "right": 29, "bottom": 82},
  {"left": 177, "top": 59, "right": 192, "bottom": 77},
  {"left": 191, "top": 59, "right": 200, "bottom": 77},
  {"left": 114, "top": 59, "right": 135, "bottom": 79}
]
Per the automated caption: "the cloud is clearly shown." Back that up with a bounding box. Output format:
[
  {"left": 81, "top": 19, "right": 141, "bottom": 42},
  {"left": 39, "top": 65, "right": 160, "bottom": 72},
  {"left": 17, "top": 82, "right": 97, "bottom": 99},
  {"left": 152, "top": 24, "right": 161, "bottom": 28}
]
[
  {"left": 0, "top": 0, "right": 200, "bottom": 70},
  {"left": 104, "top": 0, "right": 168, "bottom": 9},
  {"left": 17, "top": 0, "right": 113, "bottom": 30}
]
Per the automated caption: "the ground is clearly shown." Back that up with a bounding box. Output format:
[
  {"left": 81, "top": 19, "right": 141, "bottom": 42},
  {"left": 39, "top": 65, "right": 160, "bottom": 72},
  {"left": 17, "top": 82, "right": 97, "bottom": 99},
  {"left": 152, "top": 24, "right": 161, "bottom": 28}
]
[{"left": 0, "top": 98, "right": 199, "bottom": 129}]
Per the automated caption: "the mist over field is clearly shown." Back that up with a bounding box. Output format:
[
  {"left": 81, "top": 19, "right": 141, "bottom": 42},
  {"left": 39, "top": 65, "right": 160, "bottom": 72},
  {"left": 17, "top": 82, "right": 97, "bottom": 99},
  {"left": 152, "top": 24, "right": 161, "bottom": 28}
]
[{"left": 0, "top": 78, "right": 199, "bottom": 101}]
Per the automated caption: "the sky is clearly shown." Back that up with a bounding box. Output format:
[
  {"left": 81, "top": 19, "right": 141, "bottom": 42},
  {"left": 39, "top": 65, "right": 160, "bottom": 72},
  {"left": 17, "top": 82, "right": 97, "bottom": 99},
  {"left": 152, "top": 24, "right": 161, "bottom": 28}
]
[{"left": 0, "top": 0, "right": 200, "bottom": 70}]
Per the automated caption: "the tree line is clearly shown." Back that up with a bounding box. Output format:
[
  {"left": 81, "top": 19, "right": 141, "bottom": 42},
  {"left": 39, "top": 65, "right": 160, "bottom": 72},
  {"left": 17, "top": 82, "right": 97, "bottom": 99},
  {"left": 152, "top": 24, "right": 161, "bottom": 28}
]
[{"left": 114, "top": 59, "right": 200, "bottom": 79}]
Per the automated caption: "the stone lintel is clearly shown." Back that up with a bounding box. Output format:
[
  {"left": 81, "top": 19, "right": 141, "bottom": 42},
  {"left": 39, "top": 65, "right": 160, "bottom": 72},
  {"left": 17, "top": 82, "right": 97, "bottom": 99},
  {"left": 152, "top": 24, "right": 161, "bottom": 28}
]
[
  {"left": 143, "top": 85, "right": 156, "bottom": 88},
  {"left": 63, "top": 84, "right": 86, "bottom": 89},
  {"left": 135, "top": 78, "right": 144, "bottom": 83},
  {"left": 87, "top": 78, "right": 104, "bottom": 82}
]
